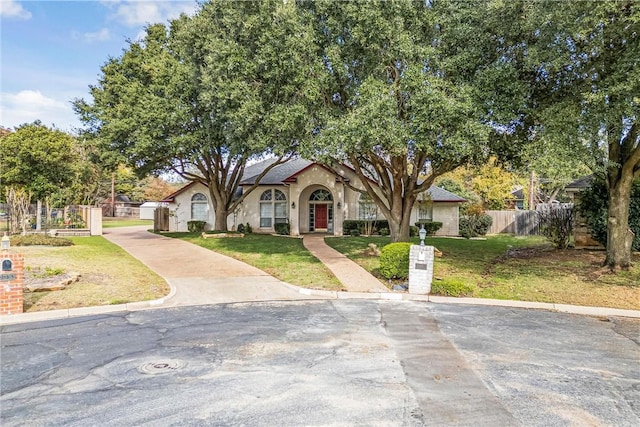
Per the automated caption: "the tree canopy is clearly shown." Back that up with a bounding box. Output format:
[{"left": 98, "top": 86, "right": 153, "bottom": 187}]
[
  {"left": 438, "top": 0, "right": 638, "bottom": 269},
  {"left": 75, "top": 0, "right": 321, "bottom": 230},
  {"left": 301, "top": 0, "right": 492, "bottom": 241},
  {"left": 0, "top": 122, "right": 80, "bottom": 203}
]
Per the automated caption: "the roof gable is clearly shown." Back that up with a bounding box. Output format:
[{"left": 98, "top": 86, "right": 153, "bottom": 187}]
[{"left": 160, "top": 180, "right": 203, "bottom": 202}]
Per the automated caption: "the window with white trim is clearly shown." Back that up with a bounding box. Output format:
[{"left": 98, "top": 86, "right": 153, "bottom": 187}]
[
  {"left": 191, "top": 193, "right": 208, "bottom": 221},
  {"left": 260, "top": 189, "right": 287, "bottom": 228},
  {"left": 418, "top": 202, "right": 433, "bottom": 221}
]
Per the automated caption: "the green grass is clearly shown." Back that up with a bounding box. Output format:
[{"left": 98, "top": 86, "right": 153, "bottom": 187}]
[
  {"left": 325, "top": 235, "right": 640, "bottom": 310},
  {"left": 102, "top": 218, "right": 154, "bottom": 228},
  {"left": 164, "top": 232, "right": 344, "bottom": 291},
  {"left": 21, "top": 236, "right": 169, "bottom": 312}
]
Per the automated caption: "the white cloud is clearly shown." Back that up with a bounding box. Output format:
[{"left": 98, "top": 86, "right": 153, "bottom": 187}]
[
  {"left": 0, "top": 0, "right": 32, "bottom": 20},
  {"left": 0, "top": 90, "right": 79, "bottom": 131},
  {"left": 102, "top": 1, "right": 198, "bottom": 27},
  {"left": 73, "top": 28, "right": 112, "bottom": 43}
]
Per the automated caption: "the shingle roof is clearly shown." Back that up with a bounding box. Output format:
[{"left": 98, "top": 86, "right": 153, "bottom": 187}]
[
  {"left": 163, "top": 158, "right": 466, "bottom": 203},
  {"left": 425, "top": 186, "right": 466, "bottom": 203},
  {"left": 566, "top": 175, "right": 593, "bottom": 190},
  {"left": 240, "top": 158, "right": 312, "bottom": 185}
]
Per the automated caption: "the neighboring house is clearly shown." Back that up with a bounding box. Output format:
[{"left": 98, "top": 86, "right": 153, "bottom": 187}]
[
  {"left": 565, "top": 175, "right": 593, "bottom": 203},
  {"left": 510, "top": 187, "right": 525, "bottom": 210},
  {"left": 160, "top": 158, "right": 466, "bottom": 236}
]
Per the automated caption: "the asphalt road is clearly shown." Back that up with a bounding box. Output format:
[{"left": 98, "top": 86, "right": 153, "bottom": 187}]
[{"left": 1, "top": 301, "right": 639, "bottom": 426}]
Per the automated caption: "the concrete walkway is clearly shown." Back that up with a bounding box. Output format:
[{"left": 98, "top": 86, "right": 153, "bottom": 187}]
[
  {"left": 101, "top": 226, "right": 322, "bottom": 306},
  {"left": 302, "top": 234, "right": 389, "bottom": 292}
]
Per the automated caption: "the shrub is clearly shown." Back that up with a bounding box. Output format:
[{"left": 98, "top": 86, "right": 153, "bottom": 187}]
[
  {"left": 236, "top": 223, "right": 245, "bottom": 233},
  {"left": 409, "top": 225, "right": 419, "bottom": 237},
  {"left": 459, "top": 214, "right": 492, "bottom": 238},
  {"left": 379, "top": 242, "right": 412, "bottom": 279},
  {"left": 343, "top": 220, "right": 390, "bottom": 235},
  {"left": 245, "top": 223, "right": 253, "bottom": 233},
  {"left": 379, "top": 227, "right": 390, "bottom": 236},
  {"left": 274, "top": 222, "right": 290, "bottom": 235},
  {"left": 430, "top": 279, "right": 476, "bottom": 297},
  {"left": 415, "top": 221, "right": 443, "bottom": 236},
  {"left": 11, "top": 234, "right": 73, "bottom": 246},
  {"left": 578, "top": 178, "right": 640, "bottom": 251},
  {"left": 537, "top": 205, "right": 574, "bottom": 249},
  {"left": 350, "top": 229, "right": 361, "bottom": 237},
  {"left": 187, "top": 220, "right": 206, "bottom": 233}
]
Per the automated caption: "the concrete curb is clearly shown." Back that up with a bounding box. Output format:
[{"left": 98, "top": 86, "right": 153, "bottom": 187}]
[
  {"left": 4, "top": 283, "right": 638, "bottom": 327},
  {"left": 279, "top": 282, "right": 640, "bottom": 318}
]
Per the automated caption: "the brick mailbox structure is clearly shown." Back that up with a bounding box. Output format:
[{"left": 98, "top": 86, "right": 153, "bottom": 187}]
[{"left": 1, "top": 253, "right": 24, "bottom": 315}]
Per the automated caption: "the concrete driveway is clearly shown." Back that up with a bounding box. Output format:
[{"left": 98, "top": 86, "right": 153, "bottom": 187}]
[
  {"left": 102, "top": 226, "right": 323, "bottom": 306},
  {"left": 2, "top": 300, "right": 638, "bottom": 426}
]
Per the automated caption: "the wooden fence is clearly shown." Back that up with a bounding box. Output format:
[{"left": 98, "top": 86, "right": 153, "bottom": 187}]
[
  {"left": 154, "top": 207, "right": 170, "bottom": 232},
  {"left": 485, "top": 210, "right": 540, "bottom": 236}
]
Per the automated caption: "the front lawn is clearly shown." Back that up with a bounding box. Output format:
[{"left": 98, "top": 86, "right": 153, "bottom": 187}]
[
  {"left": 21, "top": 236, "right": 169, "bottom": 312},
  {"left": 165, "top": 232, "right": 343, "bottom": 291},
  {"left": 325, "top": 235, "right": 640, "bottom": 310}
]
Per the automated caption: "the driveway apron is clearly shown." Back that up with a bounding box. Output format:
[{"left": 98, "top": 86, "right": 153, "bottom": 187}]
[{"left": 103, "top": 226, "right": 320, "bottom": 306}]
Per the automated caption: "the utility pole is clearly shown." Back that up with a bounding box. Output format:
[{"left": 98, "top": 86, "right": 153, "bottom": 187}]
[
  {"left": 528, "top": 170, "right": 536, "bottom": 210},
  {"left": 111, "top": 172, "right": 116, "bottom": 217}
]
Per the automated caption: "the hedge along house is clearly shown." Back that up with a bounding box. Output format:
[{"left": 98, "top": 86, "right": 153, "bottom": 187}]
[{"left": 160, "top": 158, "right": 466, "bottom": 236}]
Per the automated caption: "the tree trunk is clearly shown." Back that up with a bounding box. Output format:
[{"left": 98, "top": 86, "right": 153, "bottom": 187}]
[
  {"left": 214, "top": 207, "right": 229, "bottom": 232},
  {"left": 388, "top": 204, "right": 413, "bottom": 242},
  {"left": 604, "top": 177, "right": 633, "bottom": 270}
]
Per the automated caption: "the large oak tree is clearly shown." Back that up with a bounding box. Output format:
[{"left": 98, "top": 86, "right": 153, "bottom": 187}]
[
  {"left": 75, "top": 0, "right": 320, "bottom": 230},
  {"left": 442, "top": 0, "right": 638, "bottom": 270},
  {"left": 302, "top": 0, "right": 491, "bottom": 242}
]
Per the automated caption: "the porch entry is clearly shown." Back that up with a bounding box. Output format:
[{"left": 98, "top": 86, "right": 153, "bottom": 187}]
[{"left": 308, "top": 189, "right": 333, "bottom": 233}]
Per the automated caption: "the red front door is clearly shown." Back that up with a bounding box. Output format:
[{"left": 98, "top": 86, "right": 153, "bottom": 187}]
[{"left": 315, "top": 204, "right": 328, "bottom": 229}]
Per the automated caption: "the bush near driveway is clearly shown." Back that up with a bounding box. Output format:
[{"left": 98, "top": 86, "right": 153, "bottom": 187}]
[
  {"left": 431, "top": 278, "right": 476, "bottom": 297},
  {"left": 379, "top": 242, "right": 412, "bottom": 279}
]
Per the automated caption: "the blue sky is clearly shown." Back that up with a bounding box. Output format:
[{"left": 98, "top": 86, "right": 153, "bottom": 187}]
[{"left": 1, "top": 0, "right": 200, "bottom": 132}]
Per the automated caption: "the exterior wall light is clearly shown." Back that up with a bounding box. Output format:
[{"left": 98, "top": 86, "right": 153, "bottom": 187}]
[
  {"left": 1, "top": 233, "right": 10, "bottom": 251},
  {"left": 291, "top": 202, "right": 296, "bottom": 209},
  {"left": 337, "top": 201, "right": 341, "bottom": 209}
]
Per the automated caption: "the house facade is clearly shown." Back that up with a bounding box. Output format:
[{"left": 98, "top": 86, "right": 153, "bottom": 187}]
[{"left": 161, "top": 158, "right": 465, "bottom": 236}]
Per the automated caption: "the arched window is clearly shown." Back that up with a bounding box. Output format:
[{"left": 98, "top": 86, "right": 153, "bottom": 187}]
[
  {"left": 358, "top": 193, "right": 377, "bottom": 220},
  {"left": 191, "top": 193, "right": 208, "bottom": 221},
  {"left": 260, "top": 189, "right": 287, "bottom": 228},
  {"left": 309, "top": 189, "right": 332, "bottom": 201}
]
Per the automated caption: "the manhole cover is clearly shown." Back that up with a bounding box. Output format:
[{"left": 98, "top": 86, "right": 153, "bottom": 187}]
[{"left": 138, "top": 359, "right": 186, "bottom": 375}]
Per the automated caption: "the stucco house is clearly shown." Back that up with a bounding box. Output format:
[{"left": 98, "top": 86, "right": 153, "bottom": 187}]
[{"left": 160, "top": 158, "right": 465, "bottom": 236}]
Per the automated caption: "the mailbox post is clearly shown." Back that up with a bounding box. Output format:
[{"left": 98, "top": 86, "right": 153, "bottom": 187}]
[
  {"left": 1, "top": 234, "right": 24, "bottom": 315},
  {"left": 408, "top": 225, "right": 434, "bottom": 294}
]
